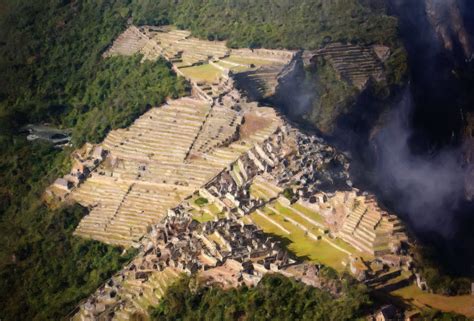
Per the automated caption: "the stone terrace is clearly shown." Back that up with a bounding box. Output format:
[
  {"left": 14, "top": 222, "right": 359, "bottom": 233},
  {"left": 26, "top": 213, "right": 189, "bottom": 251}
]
[
  {"left": 313, "top": 43, "right": 386, "bottom": 89},
  {"left": 103, "top": 26, "right": 150, "bottom": 58},
  {"left": 72, "top": 94, "right": 284, "bottom": 246},
  {"left": 315, "top": 191, "right": 408, "bottom": 256},
  {"left": 140, "top": 26, "right": 230, "bottom": 67},
  {"left": 105, "top": 25, "right": 295, "bottom": 82}
]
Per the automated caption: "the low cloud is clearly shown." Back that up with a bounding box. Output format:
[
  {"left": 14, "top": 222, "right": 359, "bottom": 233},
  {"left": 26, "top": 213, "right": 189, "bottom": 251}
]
[{"left": 373, "top": 88, "right": 465, "bottom": 237}]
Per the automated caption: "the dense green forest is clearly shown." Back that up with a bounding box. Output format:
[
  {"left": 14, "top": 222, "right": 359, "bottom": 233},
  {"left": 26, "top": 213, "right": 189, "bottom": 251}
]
[
  {"left": 151, "top": 274, "right": 469, "bottom": 321},
  {"left": 0, "top": 0, "right": 408, "bottom": 320},
  {"left": 0, "top": 1, "right": 186, "bottom": 320},
  {"left": 132, "top": 0, "right": 398, "bottom": 50},
  {"left": 151, "top": 274, "right": 371, "bottom": 321}
]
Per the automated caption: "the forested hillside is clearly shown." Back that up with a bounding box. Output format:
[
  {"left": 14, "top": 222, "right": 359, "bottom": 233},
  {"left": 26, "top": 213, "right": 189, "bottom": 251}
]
[
  {"left": 150, "top": 274, "right": 468, "bottom": 321},
  {"left": 151, "top": 274, "right": 371, "bottom": 321},
  {"left": 0, "top": 1, "right": 407, "bottom": 320},
  {"left": 0, "top": 1, "right": 186, "bottom": 320},
  {"left": 133, "top": 0, "right": 398, "bottom": 49}
]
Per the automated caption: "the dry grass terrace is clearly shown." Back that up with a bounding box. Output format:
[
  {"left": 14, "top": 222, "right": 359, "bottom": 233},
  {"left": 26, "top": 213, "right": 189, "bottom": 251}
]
[
  {"left": 249, "top": 177, "right": 282, "bottom": 201},
  {"left": 179, "top": 63, "right": 222, "bottom": 83},
  {"left": 391, "top": 284, "right": 474, "bottom": 318}
]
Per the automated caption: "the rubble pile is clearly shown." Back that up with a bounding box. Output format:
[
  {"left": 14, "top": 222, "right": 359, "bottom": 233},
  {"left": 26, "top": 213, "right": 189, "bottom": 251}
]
[{"left": 264, "top": 129, "right": 351, "bottom": 202}]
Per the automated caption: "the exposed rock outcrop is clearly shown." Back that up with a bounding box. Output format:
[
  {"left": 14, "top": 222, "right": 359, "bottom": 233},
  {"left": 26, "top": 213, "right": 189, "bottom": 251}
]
[{"left": 425, "top": 0, "right": 473, "bottom": 60}]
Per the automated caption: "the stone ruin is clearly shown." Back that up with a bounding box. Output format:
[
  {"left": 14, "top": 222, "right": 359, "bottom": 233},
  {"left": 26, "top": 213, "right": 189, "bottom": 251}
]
[
  {"left": 69, "top": 90, "right": 283, "bottom": 247},
  {"left": 61, "top": 24, "right": 420, "bottom": 320}
]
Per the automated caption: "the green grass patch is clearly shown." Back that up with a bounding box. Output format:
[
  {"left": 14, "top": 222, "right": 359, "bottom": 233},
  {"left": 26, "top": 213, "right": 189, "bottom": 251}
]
[
  {"left": 194, "top": 197, "right": 209, "bottom": 207},
  {"left": 292, "top": 203, "right": 326, "bottom": 225},
  {"left": 249, "top": 185, "right": 269, "bottom": 200},
  {"left": 271, "top": 204, "right": 322, "bottom": 233},
  {"left": 251, "top": 207, "right": 350, "bottom": 272},
  {"left": 191, "top": 211, "right": 215, "bottom": 224},
  {"left": 207, "top": 203, "right": 222, "bottom": 215},
  {"left": 179, "top": 64, "right": 222, "bottom": 83}
]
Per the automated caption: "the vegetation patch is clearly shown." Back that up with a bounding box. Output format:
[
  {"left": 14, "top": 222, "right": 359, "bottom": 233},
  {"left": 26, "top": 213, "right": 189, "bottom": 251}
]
[
  {"left": 308, "top": 58, "right": 359, "bottom": 133},
  {"left": 68, "top": 55, "right": 188, "bottom": 146},
  {"left": 150, "top": 274, "right": 371, "bottom": 321},
  {"left": 392, "top": 285, "right": 474, "bottom": 319},
  {"left": 413, "top": 247, "right": 471, "bottom": 296},
  {"left": 191, "top": 211, "right": 215, "bottom": 224},
  {"left": 194, "top": 197, "right": 209, "bottom": 207},
  {"left": 292, "top": 203, "right": 325, "bottom": 225},
  {"left": 282, "top": 187, "right": 294, "bottom": 200},
  {"left": 251, "top": 206, "right": 350, "bottom": 271}
]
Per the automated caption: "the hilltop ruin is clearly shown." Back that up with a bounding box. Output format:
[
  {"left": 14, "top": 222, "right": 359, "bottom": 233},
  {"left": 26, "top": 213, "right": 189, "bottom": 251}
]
[{"left": 45, "top": 25, "right": 430, "bottom": 320}]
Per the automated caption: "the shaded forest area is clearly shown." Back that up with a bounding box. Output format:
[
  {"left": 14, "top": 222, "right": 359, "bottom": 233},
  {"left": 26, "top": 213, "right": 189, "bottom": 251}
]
[
  {"left": 151, "top": 274, "right": 372, "bottom": 321},
  {"left": 150, "top": 274, "right": 468, "bottom": 321},
  {"left": 0, "top": 1, "right": 186, "bottom": 320}
]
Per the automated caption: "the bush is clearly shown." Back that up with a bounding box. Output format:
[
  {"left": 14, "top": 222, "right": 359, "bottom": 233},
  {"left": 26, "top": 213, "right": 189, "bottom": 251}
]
[
  {"left": 282, "top": 188, "right": 294, "bottom": 200},
  {"left": 194, "top": 197, "right": 209, "bottom": 207}
]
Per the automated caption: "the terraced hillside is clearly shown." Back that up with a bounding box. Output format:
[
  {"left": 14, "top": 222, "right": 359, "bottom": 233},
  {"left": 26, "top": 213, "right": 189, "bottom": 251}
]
[
  {"left": 311, "top": 43, "right": 387, "bottom": 89},
  {"left": 104, "top": 26, "right": 296, "bottom": 98},
  {"left": 72, "top": 265, "right": 182, "bottom": 321},
  {"left": 58, "top": 25, "right": 288, "bottom": 247},
  {"left": 71, "top": 93, "right": 282, "bottom": 247},
  {"left": 56, "top": 23, "right": 472, "bottom": 321},
  {"left": 103, "top": 26, "right": 150, "bottom": 58},
  {"left": 338, "top": 195, "right": 407, "bottom": 255}
]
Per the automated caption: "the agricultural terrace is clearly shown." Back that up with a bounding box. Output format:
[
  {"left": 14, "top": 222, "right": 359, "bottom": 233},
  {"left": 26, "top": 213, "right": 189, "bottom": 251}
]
[
  {"left": 250, "top": 198, "right": 363, "bottom": 272},
  {"left": 179, "top": 64, "right": 222, "bottom": 83}
]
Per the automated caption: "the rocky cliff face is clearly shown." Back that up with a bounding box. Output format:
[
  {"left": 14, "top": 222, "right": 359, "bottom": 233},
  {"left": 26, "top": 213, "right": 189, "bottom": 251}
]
[
  {"left": 421, "top": 0, "right": 474, "bottom": 201},
  {"left": 366, "top": 0, "right": 474, "bottom": 275},
  {"left": 425, "top": 0, "right": 473, "bottom": 60}
]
